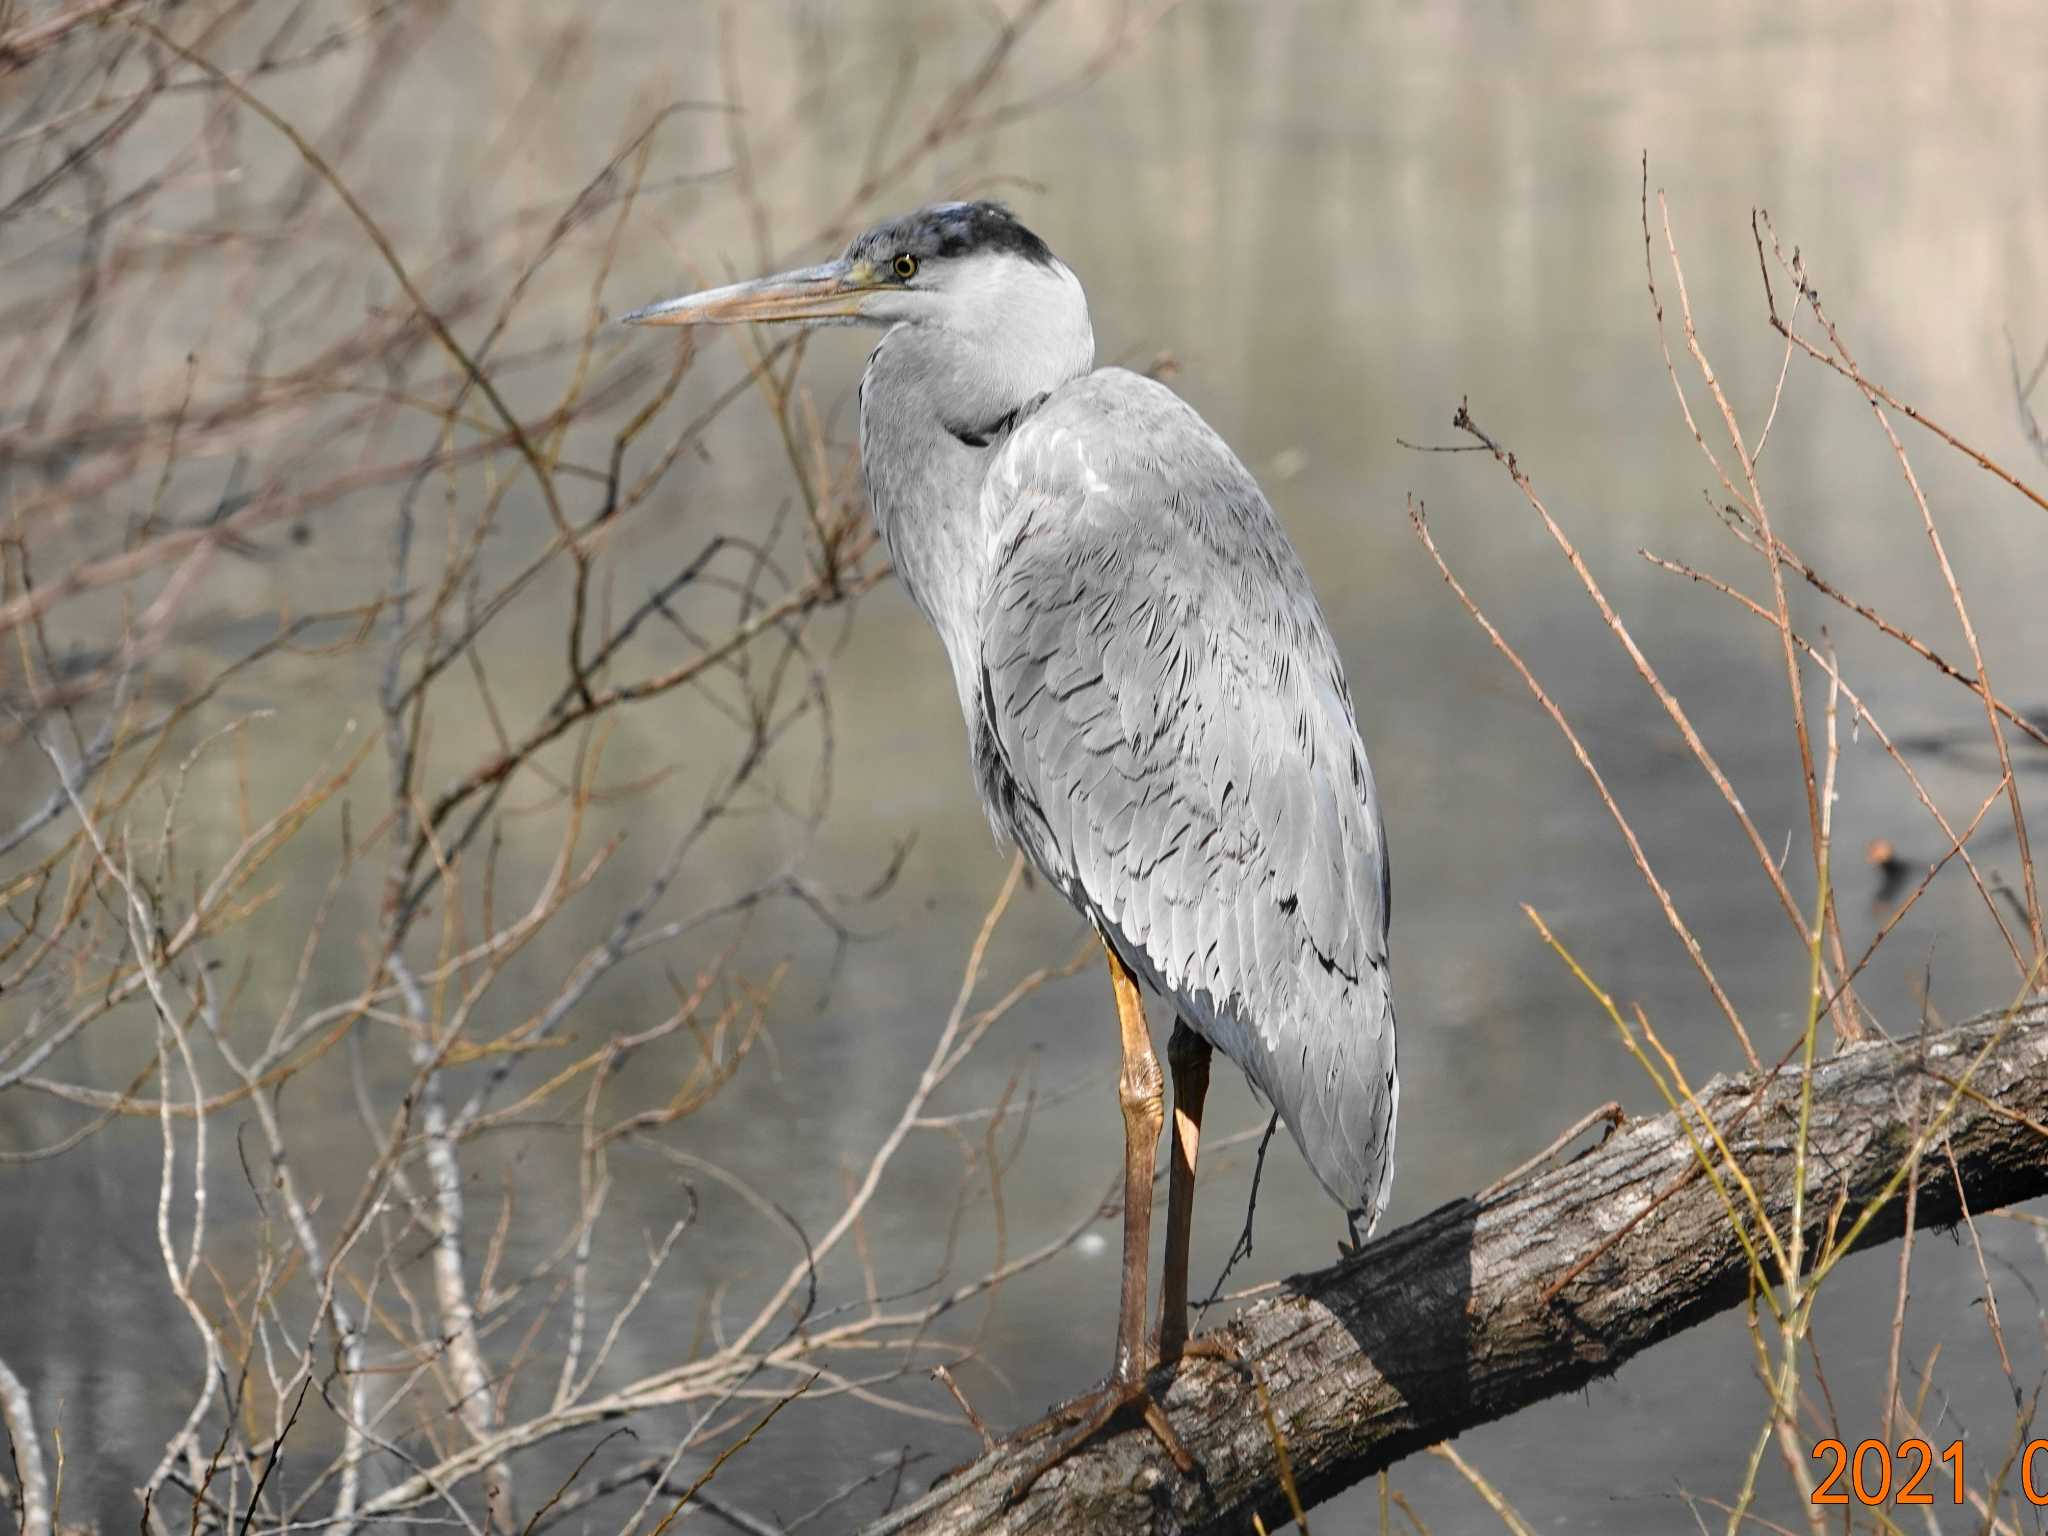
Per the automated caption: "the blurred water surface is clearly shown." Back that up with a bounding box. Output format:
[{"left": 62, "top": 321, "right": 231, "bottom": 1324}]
[{"left": 5, "top": 1, "right": 2047, "bottom": 1529}]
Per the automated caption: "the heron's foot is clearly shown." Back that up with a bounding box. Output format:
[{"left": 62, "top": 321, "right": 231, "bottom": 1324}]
[
  {"left": 1006, "top": 1374, "right": 1196, "bottom": 1503},
  {"left": 1154, "top": 1318, "right": 1249, "bottom": 1374},
  {"left": 1168, "top": 1330, "right": 1247, "bottom": 1371}
]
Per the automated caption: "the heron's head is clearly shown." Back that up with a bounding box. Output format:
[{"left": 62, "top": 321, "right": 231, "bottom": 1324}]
[{"left": 623, "top": 201, "right": 1094, "bottom": 388}]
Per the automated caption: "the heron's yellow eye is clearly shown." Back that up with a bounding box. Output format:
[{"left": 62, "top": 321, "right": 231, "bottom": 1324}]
[{"left": 893, "top": 253, "right": 918, "bottom": 280}]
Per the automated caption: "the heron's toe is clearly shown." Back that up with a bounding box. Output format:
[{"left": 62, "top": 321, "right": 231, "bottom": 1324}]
[{"left": 1004, "top": 1376, "right": 1199, "bottom": 1505}]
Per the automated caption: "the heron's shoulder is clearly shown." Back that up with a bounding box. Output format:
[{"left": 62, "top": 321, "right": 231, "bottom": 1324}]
[
  {"left": 987, "top": 367, "right": 1261, "bottom": 531},
  {"left": 1025, "top": 366, "right": 1216, "bottom": 439},
  {"left": 1050, "top": 363, "right": 1185, "bottom": 406}
]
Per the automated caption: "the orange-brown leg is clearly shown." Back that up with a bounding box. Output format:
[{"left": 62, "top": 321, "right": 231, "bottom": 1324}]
[
  {"left": 1157, "top": 1021, "right": 1210, "bottom": 1363},
  {"left": 1104, "top": 939, "right": 1165, "bottom": 1390},
  {"left": 1011, "top": 937, "right": 1194, "bottom": 1499}
]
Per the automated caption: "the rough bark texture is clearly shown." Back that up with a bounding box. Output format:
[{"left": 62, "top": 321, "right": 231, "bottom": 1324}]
[{"left": 867, "top": 1003, "right": 2048, "bottom": 1535}]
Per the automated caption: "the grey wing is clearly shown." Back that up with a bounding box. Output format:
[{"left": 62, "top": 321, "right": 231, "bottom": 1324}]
[{"left": 973, "top": 370, "right": 1397, "bottom": 1230}]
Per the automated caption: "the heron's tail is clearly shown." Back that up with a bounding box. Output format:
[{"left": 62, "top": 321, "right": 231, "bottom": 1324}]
[{"left": 1252, "top": 966, "right": 1398, "bottom": 1235}]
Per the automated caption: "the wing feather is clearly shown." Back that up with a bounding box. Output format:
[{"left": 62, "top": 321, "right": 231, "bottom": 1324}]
[{"left": 972, "top": 368, "right": 1397, "bottom": 1226}]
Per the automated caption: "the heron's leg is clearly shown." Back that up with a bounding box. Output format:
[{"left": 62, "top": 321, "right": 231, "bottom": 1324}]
[
  {"left": 1008, "top": 938, "right": 1194, "bottom": 1500},
  {"left": 1104, "top": 935, "right": 1165, "bottom": 1388},
  {"left": 1156, "top": 1020, "right": 1210, "bottom": 1363}
]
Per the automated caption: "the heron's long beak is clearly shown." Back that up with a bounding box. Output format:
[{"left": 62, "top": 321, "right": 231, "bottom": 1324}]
[{"left": 621, "top": 258, "right": 873, "bottom": 327}]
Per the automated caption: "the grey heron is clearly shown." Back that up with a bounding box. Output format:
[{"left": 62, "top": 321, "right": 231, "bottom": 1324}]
[{"left": 625, "top": 201, "right": 1396, "bottom": 1481}]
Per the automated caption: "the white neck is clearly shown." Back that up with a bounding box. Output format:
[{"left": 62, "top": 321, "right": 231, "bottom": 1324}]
[{"left": 857, "top": 257, "right": 1093, "bottom": 712}]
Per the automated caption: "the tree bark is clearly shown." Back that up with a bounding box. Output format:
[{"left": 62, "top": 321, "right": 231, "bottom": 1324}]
[{"left": 867, "top": 1002, "right": 2048, "bottom": 1535}]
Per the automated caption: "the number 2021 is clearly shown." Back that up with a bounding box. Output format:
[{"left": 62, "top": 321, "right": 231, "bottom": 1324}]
[{"left": 1811, "top": 1440, "right": 1963, "bottom": 1505}]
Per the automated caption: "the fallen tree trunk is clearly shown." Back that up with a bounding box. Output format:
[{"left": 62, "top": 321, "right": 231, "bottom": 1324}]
[{"left": 868, "top": 1001, "right": 2048, "bottom": 1535}]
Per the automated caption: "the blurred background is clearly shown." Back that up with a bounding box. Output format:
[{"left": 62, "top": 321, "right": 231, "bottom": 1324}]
[{"left": 1, "top": 1, "right": 2045, "bottom": 1531}]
